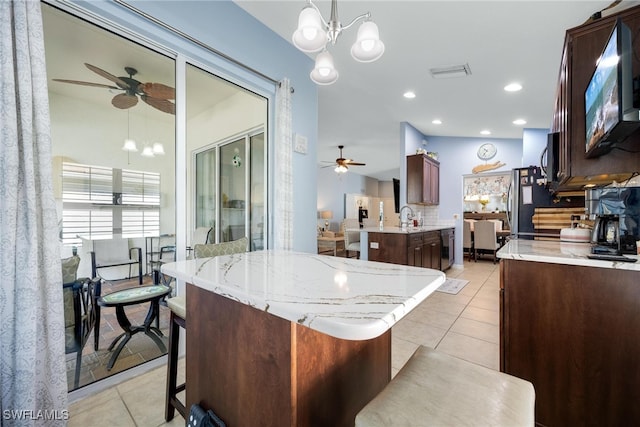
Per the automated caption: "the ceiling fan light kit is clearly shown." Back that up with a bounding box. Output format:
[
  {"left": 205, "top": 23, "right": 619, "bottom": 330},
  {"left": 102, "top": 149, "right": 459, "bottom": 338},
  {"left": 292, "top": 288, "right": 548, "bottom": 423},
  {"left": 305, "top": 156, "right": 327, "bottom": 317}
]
[{"left": 293, "top": 0, "right": 384, "bottom": 85}]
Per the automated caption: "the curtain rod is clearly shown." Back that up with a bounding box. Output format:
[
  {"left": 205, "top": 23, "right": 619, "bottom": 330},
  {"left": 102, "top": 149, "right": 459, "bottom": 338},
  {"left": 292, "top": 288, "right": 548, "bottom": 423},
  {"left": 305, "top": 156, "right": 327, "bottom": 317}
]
[{"left": 113, "top": 0, "right": 290, "bottom": 90}]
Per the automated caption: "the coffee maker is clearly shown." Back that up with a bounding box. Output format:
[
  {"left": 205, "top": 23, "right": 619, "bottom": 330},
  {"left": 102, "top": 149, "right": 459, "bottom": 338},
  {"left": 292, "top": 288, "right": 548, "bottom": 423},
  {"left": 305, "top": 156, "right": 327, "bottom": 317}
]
[
  {"left": 591, "top": 214, "right": 621, "bottom": 254},
  {"left": 358, "top": 207, "right": 368, "bottom": 228}
]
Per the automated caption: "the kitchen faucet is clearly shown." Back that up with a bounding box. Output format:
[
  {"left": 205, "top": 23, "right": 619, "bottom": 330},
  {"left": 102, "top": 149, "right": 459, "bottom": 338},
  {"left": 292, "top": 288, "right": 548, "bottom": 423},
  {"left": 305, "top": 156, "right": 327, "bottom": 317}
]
[{"left": 399, "top": 205, "right": 414, "bottom": 228}]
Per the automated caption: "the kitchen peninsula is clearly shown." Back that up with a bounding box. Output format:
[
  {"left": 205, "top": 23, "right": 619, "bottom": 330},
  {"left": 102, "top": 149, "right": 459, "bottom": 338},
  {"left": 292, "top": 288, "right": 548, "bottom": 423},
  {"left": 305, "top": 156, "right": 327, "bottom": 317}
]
[
  {"left": 161, "top": 250, "right": 445, "bottom": 427},
  {"left": 497, "top": 239, "right": 640, "bottom": 426},
  {"left": 357, "top": 225, "right": 455, "bottom": 271}
]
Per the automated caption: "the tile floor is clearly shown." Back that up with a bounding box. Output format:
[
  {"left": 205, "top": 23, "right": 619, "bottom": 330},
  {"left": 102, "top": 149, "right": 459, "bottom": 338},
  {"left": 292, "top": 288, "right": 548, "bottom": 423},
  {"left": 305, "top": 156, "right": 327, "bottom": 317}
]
[{"left": 68, "top": 258, "right": 499, "bottom": 426}]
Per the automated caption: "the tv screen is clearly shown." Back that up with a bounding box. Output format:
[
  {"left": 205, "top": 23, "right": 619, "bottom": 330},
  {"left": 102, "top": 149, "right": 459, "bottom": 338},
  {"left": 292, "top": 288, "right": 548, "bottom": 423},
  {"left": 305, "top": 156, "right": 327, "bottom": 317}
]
[
  {"left": 584, "top": 19, "right": 639, "bottom": 158},
  {"left": 585, "top": 26, "right": 621, "bottom": 153}
]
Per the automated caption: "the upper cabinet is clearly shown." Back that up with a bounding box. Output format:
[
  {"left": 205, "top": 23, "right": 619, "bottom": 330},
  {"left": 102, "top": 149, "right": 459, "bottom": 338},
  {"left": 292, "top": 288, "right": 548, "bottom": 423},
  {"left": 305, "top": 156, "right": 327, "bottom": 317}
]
[
  {"left": 552, "top": 6, "right": 640, "bottom": 191},
  {"left": 407, "top": 154, "right": 439, "bottom": 205}
]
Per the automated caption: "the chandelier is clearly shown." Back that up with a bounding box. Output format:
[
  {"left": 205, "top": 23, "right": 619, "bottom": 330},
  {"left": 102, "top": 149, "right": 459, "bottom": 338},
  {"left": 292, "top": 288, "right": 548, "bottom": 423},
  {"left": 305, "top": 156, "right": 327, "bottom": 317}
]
[{"left": 292, "top": 0, "right": 385, "bottom": 85}]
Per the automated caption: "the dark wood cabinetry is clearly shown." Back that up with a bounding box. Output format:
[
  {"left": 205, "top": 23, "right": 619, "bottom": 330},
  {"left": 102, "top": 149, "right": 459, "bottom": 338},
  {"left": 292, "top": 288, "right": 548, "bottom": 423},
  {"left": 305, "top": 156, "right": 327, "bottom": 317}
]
[
  {"left": 552, "top": 6, "right": 640, "bottom": 190},
  {"left": 368, "top": 231, "right": 441, "bottom": 270},
  {"left": 407, "top": 154, "right": 439, "bottom": 205},
  {"left": 500, "top": 259, "right": 640, "bottom": 426}
]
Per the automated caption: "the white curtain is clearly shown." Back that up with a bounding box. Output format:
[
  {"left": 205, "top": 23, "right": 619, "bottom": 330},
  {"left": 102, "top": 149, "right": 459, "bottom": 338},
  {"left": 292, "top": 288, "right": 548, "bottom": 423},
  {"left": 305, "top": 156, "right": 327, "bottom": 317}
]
[
  {"left": 274, "top": 78, "right": 293, "bottom": 250},
  {"left": 0, "top": 0, "right": 68, "bottom": 424}
]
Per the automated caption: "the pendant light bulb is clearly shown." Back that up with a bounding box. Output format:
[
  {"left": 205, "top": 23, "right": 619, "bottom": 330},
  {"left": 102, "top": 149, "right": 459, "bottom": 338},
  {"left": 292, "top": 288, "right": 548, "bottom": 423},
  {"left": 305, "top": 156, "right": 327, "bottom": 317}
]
[
  {"left": 310, "top": 50, "right": 339, "bottom": 85},
  {"left": 292, "top": 6, "right": 327, "bottom": 53},
  {"left": 351, "top": 21, "right": 385, "bottom": 63}
]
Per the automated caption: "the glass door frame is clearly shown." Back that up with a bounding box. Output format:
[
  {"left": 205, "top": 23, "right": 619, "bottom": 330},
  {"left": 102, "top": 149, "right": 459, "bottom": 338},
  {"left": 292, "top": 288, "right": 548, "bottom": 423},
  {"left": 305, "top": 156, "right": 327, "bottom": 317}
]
[{"left": 192, "top": 125, "right": 266, "bottom": 245}]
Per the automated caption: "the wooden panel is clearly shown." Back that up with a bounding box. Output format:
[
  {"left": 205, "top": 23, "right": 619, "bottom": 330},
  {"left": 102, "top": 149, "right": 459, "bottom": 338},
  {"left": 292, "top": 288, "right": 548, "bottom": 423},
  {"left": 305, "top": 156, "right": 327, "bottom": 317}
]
[
  {"left": 187, "top": 283, "right": 293, "bottom": 426},
  {"left": 407, "top": 154, "right": 440, "bottom": 205},
  {"left": 501, "top": 260, "right": 640, "bottom": 426},
  {"left": 187, "top": 284, "right": 392, "bottom": 427},
  {"left": 367, "top": 232, "right": 407, "bottom": 265},
  {"left": 294, "top": 326, "right": 391, "bottom": 427}
]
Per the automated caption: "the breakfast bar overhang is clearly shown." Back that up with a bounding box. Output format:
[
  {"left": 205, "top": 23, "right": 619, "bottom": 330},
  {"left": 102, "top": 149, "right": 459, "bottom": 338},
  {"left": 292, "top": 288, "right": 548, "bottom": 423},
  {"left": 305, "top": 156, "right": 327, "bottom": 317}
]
[{"left": 162, "top": 250, "right": 445, "bottom": 426}]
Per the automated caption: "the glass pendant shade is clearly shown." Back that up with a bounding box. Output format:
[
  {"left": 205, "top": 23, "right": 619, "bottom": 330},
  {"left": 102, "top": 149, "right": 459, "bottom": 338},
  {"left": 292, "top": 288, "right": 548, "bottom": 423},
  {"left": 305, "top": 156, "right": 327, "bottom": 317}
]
[
  {"left": 122, "top": 138, "right": 138, "bottom": 151},
  {"left": 351, "top": 21, "right": 385, "bottom": 63},
  {"left": 152, "top": 142, "right": 165, "bottom": 155},
  {"left": 334, "top": 164, "right": 348, "bottom": 173},
  {"left": 292, "top": 6, "right": 327, "bottom": 53},
  {"left": 141, "top": 146, "right": 155, "bottom": 157},
  {"left": 310, "top": 50, "right": 339, "bottom": 85}
]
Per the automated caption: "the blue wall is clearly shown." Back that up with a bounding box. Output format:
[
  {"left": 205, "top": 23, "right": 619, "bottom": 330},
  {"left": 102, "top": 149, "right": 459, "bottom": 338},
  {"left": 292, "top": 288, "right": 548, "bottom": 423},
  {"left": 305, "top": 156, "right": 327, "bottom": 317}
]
[
  {"left": 74, "top": 0, "right": 319, "bottom": 252},
  {"left": 522, "top": 128, "right": 550, "bottom": 168}
]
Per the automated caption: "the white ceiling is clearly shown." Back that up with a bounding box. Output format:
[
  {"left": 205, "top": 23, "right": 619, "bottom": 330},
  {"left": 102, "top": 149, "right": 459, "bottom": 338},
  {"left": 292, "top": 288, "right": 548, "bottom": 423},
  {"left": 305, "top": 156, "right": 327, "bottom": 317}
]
[{"left": 235, "top": 0, "right": 639, "bottom": 180}]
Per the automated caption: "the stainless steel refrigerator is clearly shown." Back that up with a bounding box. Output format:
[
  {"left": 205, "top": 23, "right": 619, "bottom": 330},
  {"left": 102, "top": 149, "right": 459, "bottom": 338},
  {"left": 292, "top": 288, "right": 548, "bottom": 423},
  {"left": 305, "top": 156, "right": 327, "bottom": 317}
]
[{"left": 507, "top": 166, "right": 558, "bottom": 239}]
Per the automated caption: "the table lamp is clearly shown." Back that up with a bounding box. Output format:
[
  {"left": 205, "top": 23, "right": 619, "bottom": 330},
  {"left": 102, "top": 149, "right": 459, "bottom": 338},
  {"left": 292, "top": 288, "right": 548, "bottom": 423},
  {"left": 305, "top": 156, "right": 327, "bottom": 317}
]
[{"left": 320, "top": 210, "right": 333, "bottom": 231}]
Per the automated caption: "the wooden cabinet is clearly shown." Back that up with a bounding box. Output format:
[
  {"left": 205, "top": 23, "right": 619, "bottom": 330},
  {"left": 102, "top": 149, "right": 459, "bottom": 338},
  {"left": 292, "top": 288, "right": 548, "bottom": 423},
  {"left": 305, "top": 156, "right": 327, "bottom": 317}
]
[
  {"left": 368, "top": 231, "right": 441, "bottom": 270},
  {"left": 500, "top": 259, "right": 640, "bottom": 426},
  {"left": 407, "top": 154, "right": 439, "bottom": 205},
  {"left": 552, "top": 6, "right": 640, "bottom": 190}
]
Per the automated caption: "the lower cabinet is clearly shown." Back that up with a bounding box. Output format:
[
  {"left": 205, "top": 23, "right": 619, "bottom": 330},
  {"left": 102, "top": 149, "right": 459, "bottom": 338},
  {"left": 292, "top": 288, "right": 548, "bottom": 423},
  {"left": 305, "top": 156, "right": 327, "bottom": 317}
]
[
  {"left": 369, "top": 231, "right": 441, "bottom": 270},
  {"left": 501, "top": 259, "right": 640, "bottom": 426}
]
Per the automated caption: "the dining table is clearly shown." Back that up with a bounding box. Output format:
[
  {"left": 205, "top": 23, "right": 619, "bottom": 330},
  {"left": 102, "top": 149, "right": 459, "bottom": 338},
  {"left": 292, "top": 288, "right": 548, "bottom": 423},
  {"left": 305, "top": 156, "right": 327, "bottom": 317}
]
[{"left": 161, "top": 249, "right": 445, "bottom": 427}]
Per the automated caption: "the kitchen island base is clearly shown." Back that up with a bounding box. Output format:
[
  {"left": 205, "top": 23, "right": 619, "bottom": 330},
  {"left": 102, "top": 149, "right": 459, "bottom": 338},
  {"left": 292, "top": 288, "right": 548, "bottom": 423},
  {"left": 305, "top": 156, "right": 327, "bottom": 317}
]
[{"left": 187, "top": 283, "right": 391, "bottom": 427}]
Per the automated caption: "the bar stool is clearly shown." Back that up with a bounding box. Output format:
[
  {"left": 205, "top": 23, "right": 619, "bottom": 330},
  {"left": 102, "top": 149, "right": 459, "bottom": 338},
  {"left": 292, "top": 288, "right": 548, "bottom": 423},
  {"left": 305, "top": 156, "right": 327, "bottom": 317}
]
[
  {"left": 356, "top": 346, "right": 535, "bottom": 426},
  {"left": 165, "top": 295, "right": 186, "bottom": 421}
]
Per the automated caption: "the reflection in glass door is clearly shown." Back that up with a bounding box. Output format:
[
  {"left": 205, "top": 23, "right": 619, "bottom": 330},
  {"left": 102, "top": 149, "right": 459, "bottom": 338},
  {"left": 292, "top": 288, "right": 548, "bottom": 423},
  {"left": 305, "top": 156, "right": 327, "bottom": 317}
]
[
  {"left": 194, "top": 130, "right": 265, "bottom": 246},
  {"left": 220, "top": 138, "right": 246, "bottom": 242},
  {"left": 187, "top": 63, "right": 267, "bottom": 249}
]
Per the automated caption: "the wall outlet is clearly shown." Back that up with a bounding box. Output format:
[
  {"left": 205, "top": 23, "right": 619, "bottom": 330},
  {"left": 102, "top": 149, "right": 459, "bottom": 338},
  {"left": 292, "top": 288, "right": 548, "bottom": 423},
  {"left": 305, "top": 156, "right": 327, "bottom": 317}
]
[{"left": 370, "top": 242, "right": 379, "bottom": 249}]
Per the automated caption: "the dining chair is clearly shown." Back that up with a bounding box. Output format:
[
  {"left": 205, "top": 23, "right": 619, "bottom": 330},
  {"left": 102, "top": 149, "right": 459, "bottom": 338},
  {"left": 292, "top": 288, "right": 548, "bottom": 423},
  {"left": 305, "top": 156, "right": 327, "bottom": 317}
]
[
  {"left": 342, "top": 218, "right": 361, "bottom": 259},
  {"left": 64, "top": 275, "right": 101, "bottom": 389},
  {"left": 463, "top": 220, "right": 474, "bottom": 261},
  {"left": 166, "top": 235, "right": 249, "bottom": 421},
  {"left": 474, "top": 220, "right": 500, "bottom": 263}
]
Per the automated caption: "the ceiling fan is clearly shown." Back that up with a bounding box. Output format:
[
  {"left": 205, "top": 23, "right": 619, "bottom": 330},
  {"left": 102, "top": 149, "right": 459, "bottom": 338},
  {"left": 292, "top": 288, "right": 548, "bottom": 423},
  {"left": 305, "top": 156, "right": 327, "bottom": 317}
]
[
  {"left": 324, "top": 145, "right": 366, "bottom": 173},
  {"left": 53, "top": 63, "right": 175, "bottom": 115}
]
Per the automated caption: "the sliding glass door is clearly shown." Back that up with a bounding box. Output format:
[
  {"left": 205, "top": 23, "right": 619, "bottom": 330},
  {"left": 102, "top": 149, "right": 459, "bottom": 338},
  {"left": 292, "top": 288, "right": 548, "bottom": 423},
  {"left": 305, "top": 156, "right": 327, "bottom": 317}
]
[{"left": 187, "top": 64, "right": 267, "bottom": 249}]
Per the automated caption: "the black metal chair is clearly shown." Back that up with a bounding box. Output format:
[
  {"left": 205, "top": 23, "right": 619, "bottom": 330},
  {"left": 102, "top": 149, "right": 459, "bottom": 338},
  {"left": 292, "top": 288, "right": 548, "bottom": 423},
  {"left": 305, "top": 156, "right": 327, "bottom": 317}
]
[{"left": 64, "top": 277, "right": 101, "bottom": 389}]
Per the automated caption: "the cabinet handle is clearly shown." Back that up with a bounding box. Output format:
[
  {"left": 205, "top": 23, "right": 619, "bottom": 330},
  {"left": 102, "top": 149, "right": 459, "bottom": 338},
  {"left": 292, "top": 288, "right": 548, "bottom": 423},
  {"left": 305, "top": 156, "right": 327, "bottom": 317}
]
[{"left": 431, "top": 243, "right": 436, "bottom": 247}]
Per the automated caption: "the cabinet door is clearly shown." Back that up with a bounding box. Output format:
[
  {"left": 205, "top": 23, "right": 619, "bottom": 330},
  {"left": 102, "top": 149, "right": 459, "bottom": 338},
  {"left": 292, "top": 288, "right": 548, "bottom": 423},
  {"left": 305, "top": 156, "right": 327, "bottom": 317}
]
[
  {"left": 407, "top": 154, "right": 440, "bottom": 205},
  {"left": 368, "top": 233, "right": 407, "bottom": 265},
  {"left": 429, "top": 161, "right": 439, "bottom": 204},
  {"left": 407, "top": 233, "right": 423, "bottom": 267}
]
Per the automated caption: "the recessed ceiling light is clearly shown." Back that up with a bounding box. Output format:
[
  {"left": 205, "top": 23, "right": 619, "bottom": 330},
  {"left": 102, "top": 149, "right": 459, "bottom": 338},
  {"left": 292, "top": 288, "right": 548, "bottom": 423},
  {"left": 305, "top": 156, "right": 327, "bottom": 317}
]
[
  {"left": 432, "top": 119, "right": 442, "bottom": 125},
  {"left": 403, "top": 91, "right": 416, "bottom": 99},
  {"left": 513, "top": 119, "right": 527, "bottom": 125},
  {"left": 480, "top": 130, "right": 491, "bottom": 135},
  {"left": 504, "top": 83, "right": 522, "bottom": 92}
]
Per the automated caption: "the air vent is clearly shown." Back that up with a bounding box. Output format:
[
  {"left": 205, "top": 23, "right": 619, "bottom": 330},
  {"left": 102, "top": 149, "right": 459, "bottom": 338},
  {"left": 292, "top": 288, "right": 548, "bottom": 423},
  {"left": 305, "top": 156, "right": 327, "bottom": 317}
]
[{"left": 429, "top": 63, "right": 471, "bottom": 79}]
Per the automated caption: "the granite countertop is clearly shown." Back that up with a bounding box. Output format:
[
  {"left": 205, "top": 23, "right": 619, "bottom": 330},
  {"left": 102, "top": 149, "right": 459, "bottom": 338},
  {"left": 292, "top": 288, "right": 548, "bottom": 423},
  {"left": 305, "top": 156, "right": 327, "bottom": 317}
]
[
  {"left": 497, "top": 239, "right": 640, "bottom": 271},
  {"left": 357, "top": 225, "right": 454, "bottom": 234},
  {"left": 161, "top": 250, "right": 445, "bottom": 341}
]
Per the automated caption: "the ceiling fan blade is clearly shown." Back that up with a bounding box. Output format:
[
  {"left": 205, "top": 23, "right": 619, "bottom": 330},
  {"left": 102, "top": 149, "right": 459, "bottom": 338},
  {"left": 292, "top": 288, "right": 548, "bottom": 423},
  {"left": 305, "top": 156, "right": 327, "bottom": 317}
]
[
  {"left": 85, "top": 63, "right": 130, "bottom": 89},
  {"left": 346, "top": 162, "right": 366, "bottom": 166},
  {"left": 111, "top": 93, "right": 138, "bottom": 109},
  {"left": 52, "top": 79, "right": 120, "bottom": 90},
  {"left": 139, "top": 82, "right": 175, "bottom": 100},
  {"left": 142, "top": 95, "right": 176, "bottom": 115}
]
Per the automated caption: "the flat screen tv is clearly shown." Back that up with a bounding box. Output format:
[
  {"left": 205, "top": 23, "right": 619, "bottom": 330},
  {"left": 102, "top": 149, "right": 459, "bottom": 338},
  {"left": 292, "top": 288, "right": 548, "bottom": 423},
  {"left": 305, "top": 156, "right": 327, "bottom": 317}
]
[{"left": 584, "top": 18, "right": 640, "bottom": 158}]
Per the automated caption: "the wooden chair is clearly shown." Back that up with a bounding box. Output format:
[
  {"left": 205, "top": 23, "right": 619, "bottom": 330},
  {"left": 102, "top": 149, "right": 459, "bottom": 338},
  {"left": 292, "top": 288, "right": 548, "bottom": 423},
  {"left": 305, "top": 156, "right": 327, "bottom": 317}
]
[
  {"left": 474, "top": 220, "right": 500, "bottom": 263},
  {"left": 64, "top": 276, "right": 101, "bottom": 389},
  {"left": 463, "top": 220, "right": 474, "bottom": 261}
]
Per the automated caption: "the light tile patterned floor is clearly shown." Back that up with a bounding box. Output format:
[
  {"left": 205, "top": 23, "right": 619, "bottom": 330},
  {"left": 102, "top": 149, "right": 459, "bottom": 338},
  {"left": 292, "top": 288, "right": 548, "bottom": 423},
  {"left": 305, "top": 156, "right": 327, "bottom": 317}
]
[{"left": 68, "top": 259, "right": 499, "bottom": 426}]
